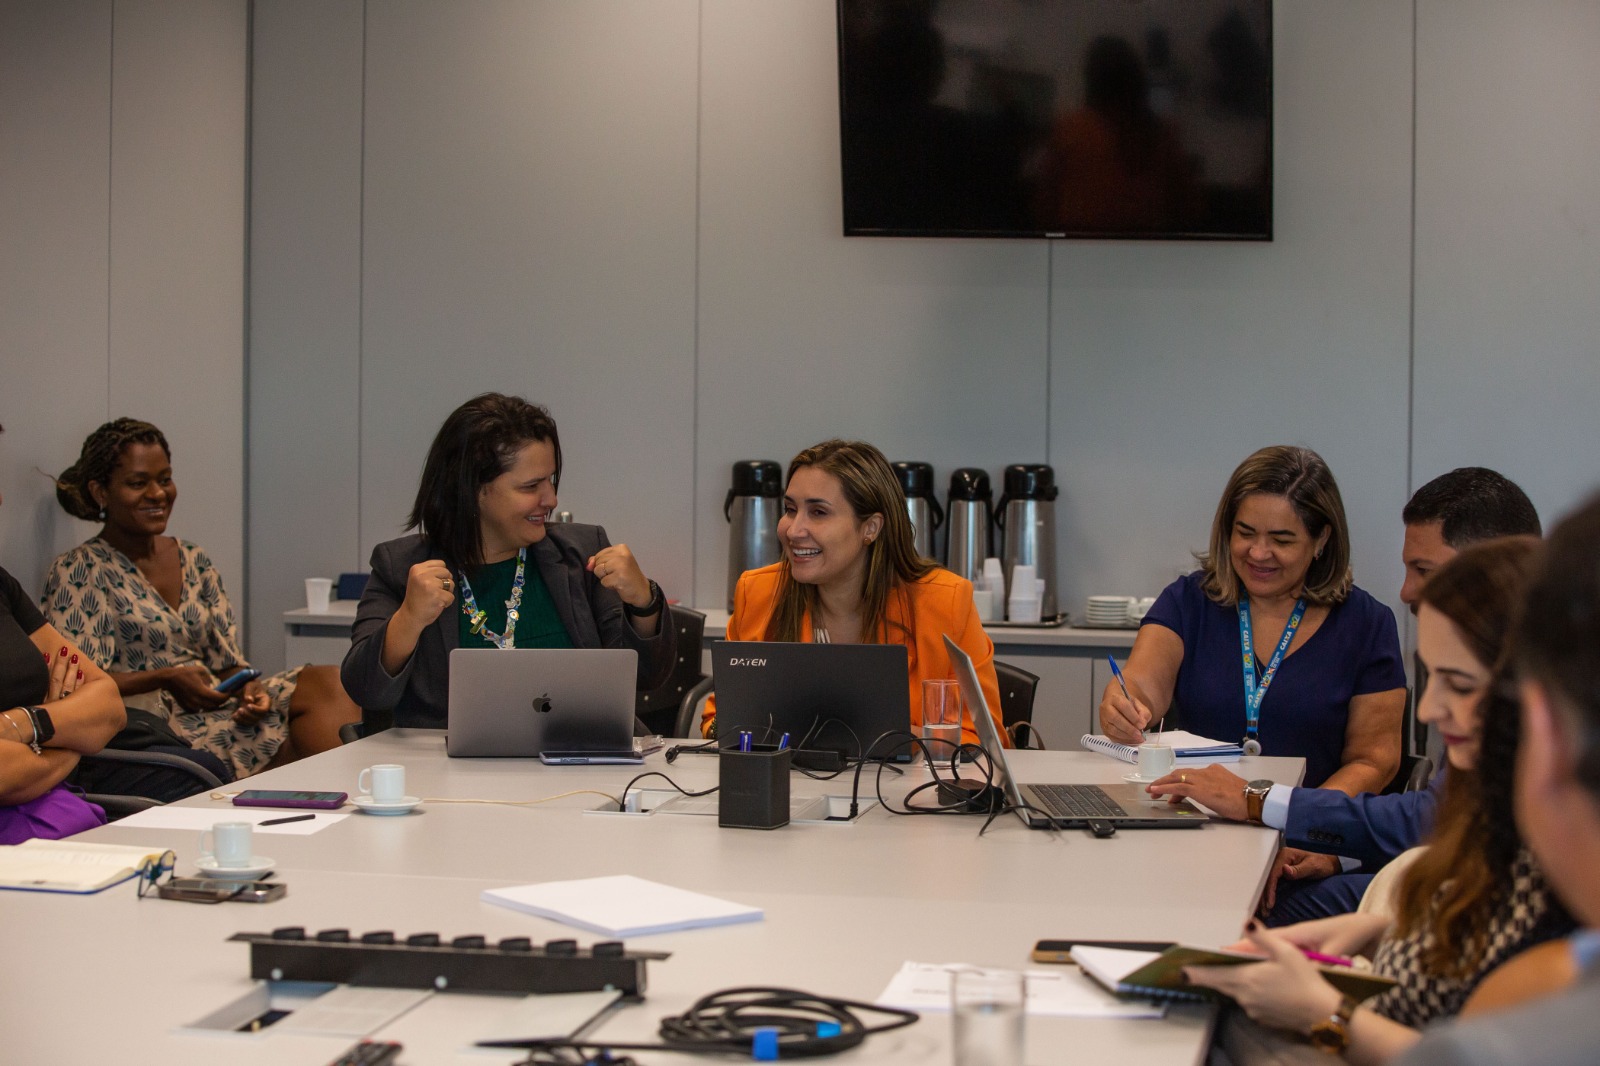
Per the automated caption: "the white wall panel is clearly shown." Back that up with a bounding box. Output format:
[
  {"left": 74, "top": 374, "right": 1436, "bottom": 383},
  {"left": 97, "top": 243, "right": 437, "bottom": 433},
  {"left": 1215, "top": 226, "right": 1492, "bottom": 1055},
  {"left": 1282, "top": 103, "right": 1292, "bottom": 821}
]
[
  {"left": 358, "top": 0, "right": 699, "bottom": 602},
  {"left": 1412, "top": 0, "right": 1600, "bottom": 529},
  {"left": 1049, "top": 1, "right": 1416, "bottom": 622},
  {"left": 247, "top": 0, "right": 364, "bottom": 670},
  {"left": 696, "top": 0, "right": 1050, "bottom": 610},
  {"left": 109, "top": 0, "right": 248, "bottom": 597},
  {"left": 0, "top": 0, "right": 112, "bottom": 591}
]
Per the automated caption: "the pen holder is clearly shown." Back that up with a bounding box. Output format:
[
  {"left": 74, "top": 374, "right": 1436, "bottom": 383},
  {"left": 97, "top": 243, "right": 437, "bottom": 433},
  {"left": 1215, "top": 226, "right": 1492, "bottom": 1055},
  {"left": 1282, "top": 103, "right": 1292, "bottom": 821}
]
[{"left": 718, "top": 743, "right": 791, "bottom": 830}]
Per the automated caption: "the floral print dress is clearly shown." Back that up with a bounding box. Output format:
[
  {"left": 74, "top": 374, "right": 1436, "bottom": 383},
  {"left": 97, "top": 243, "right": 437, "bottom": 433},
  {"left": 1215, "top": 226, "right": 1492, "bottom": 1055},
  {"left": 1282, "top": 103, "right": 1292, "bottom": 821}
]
[{"left": 41, "top": 538, "right": 298, "bottom": 777}]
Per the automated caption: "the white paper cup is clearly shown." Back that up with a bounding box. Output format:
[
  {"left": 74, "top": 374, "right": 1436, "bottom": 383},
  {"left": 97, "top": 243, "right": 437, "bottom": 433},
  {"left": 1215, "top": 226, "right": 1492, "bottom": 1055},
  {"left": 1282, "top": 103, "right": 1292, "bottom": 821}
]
[
  {"left": 971, "top": 587, "right": 997, "bottom": 622},
  {"left": 358, "top": 763, "right": 406, "bottom": 803},
  {"left": 305, "top": 577, "right": 333, "bottom": 613},
  {"left": 199, "top": 821, "right": 254, "bottom": 868},
  {"left": 1138, "top": 743, "right": 1176, "bottom": 779}
]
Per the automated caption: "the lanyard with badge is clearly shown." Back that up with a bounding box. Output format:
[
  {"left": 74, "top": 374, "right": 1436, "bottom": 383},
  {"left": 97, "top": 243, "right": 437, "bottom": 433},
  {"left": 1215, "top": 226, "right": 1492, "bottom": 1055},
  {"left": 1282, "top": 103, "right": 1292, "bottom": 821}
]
[{"left": 1237, "top": 596, "right": 1307, "bottom": 756}]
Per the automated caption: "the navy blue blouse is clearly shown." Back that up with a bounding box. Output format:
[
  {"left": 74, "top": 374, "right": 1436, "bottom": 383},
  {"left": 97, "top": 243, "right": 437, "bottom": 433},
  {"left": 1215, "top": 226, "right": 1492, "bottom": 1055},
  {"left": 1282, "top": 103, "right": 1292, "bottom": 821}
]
[{"left": 1142, "top": 571, "right": 1406, "bottom": 788}]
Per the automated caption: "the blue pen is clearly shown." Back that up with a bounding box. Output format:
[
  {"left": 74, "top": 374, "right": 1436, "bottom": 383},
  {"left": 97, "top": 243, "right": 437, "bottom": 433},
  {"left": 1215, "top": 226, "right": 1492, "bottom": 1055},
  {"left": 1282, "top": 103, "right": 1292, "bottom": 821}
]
[
  {"left": 778, "top": 732, "right": 790, "bottom": 751},
  {"left": 1108, "top": 655, "right": 1155, "bottom": 738},
  {"left": 740, "top": 730, "right": 752, "bottom": 753}
]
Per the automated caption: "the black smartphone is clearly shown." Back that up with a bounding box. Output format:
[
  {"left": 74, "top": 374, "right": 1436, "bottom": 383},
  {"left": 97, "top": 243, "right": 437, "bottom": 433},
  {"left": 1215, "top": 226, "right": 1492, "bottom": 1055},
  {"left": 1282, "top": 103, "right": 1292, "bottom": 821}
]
[
  {"left": 215, "top": 668, "right": 263, "bottom": 694},
  {"left": 158, "top": 878, "right": 286, "bottom": 903},
  {"left": 1031, "top": 938, "right": 1175, "bottom": 964},
  {"left": 234, "top": 789, "right": 348, "bottom": 809}
]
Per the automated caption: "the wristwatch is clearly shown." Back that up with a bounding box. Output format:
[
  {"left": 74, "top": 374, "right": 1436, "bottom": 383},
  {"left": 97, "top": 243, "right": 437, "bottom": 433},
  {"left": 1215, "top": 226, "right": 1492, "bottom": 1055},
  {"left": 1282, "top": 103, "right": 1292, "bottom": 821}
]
[
  {"left": 24, "top": 705, "right": 55, "bottom": 754},
  {"left": 623, "top": 579, "right": 664, "bottom": 618},
  {"left": 1306, "top": 992, "right": 1358, "bottom": 1053},
  {"left": 1243, "top": 778, "right": 1274, "bottom": 824}
]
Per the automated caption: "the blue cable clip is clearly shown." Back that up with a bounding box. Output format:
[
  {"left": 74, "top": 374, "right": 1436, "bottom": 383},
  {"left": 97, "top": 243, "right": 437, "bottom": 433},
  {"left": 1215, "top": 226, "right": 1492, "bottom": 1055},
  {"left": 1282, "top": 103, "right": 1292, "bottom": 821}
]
[
  {"left": 751, "top": 1026, "right": 780, "bottom": 1060},
  {"left": 816, "top": 1021, "right": 842, "bottom": 1039}
]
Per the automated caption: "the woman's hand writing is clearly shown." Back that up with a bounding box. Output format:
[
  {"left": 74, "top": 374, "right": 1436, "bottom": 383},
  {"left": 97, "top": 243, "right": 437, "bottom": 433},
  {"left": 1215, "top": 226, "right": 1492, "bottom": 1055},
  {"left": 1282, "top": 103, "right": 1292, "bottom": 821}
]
[{"left": 1098, "top": 684, "right": 1151, "bottom": 745}]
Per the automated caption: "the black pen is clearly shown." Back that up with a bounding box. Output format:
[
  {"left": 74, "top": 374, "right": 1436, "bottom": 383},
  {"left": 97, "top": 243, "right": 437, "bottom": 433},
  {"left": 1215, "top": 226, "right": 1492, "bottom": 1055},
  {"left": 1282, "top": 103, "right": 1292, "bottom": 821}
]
[{"left": 259, "top": 813, "right": 315, "bottom": 827}]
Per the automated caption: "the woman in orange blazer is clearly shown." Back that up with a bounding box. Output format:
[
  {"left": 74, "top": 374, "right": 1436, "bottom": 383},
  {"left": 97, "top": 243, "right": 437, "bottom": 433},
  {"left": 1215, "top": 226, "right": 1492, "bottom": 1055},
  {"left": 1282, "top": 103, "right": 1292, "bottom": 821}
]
[{"left": 703, "top": 439, "right": 1005, "bottom": 747}]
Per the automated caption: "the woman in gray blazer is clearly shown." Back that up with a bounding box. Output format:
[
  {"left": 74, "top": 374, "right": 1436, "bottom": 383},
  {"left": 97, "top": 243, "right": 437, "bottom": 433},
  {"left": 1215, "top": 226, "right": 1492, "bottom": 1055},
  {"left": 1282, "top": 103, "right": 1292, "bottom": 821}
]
[{"left": 341, "top": 394, "right": 674, "bottom": 731}]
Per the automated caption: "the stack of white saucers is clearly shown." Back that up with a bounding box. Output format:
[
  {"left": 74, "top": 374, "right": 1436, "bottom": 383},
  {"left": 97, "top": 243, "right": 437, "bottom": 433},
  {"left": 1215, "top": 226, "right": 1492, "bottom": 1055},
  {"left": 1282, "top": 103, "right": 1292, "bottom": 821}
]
[{"left": 1084, "top": 595, "right": 1136, "bottom": 627}]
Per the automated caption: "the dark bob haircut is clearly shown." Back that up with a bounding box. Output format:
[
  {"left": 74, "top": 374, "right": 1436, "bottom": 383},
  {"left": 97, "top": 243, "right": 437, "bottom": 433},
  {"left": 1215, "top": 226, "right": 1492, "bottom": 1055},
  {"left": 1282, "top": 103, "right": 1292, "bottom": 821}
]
[{"left": 409, "top": 393, "right": 561, "bottom": 573}]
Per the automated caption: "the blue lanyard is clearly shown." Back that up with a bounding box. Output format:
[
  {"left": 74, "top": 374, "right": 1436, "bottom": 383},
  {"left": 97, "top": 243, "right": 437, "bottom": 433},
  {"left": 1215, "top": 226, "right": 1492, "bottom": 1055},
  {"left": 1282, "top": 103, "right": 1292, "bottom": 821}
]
[{"left": 1238, "top": 596, "right": 1307, "bottom": 746}]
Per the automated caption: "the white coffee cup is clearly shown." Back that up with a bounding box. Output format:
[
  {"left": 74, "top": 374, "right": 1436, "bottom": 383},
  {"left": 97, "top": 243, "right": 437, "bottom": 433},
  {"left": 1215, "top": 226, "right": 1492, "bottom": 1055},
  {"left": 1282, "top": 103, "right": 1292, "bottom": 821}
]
[
  {"left": 199, "top": 821, "right": 254, "bottom": 869},
  {"left": 358, "top": 763, "right": 406, "bottom": 803},
  {"left": 305, "top": 577, "right": 333, "bottom": 613},
  {"left": 1137, "top": 743, "right": 1176, "bottom": 780}
]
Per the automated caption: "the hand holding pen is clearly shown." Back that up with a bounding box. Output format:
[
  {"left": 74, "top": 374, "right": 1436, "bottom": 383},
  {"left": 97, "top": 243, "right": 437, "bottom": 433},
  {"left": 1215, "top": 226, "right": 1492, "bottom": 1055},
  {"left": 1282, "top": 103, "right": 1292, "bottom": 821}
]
[{"left": 1101, "top": 654, "right": 1153, "bottom": 744}]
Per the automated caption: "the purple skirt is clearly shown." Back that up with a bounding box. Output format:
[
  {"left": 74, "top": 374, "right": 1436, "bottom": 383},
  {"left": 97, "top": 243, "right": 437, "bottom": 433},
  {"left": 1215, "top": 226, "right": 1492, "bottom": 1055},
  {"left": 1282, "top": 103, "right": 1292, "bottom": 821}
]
[{"left": 0, "top": 786, "right": 107, "bottom": 845}]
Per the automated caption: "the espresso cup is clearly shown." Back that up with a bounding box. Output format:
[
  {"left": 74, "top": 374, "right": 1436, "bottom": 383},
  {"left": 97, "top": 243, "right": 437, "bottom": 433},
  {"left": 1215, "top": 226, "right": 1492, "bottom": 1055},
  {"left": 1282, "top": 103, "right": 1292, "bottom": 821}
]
[
  {"left": 358, "top": 763, "right": 406, "bottom": 803},
  {"left": 199, "top": 821, "right": 254, "bottom": 869},
  {"left": 1137, "top": 743, "right": 1176, "bottom": 780}
]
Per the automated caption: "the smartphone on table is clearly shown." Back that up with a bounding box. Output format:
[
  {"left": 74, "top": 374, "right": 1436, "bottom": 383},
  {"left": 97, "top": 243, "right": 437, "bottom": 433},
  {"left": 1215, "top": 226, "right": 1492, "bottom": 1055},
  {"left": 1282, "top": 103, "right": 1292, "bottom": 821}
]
[
  {"left": 1032, "top": 939, "right": 1175, "bottom": 964},
  {"left": 538, "top": 751, "right": 645, "bottom": 765},
  {"left": 215, "top": 668, "right": 263, "bottom": 695},
  {"left": 233, "top": 790, "right": 348, "bottom": 809}
]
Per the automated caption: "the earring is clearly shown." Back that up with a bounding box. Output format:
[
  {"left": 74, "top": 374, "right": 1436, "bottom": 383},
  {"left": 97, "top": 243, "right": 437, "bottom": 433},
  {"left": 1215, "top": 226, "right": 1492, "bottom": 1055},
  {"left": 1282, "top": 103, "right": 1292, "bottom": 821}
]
[{"left": 98, "top": 508, "right": 106, "bottom": 521}]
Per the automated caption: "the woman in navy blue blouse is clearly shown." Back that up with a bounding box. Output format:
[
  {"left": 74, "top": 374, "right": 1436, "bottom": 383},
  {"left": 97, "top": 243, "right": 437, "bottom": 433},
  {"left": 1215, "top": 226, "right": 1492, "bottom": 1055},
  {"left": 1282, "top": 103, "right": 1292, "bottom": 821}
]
[{"left": 1098, "top": 446, "right": 1406, "bottom": 792}]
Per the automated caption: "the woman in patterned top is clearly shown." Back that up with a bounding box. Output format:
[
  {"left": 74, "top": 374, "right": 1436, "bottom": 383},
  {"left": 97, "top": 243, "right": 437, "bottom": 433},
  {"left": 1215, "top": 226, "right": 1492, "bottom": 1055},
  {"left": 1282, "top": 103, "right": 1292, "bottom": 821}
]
[
  {"left": 1184, "top": 537, "right": 1575, "bottom": 1061},
  {"left": 42, "top": 419, "right": 360, "bottom": 778}
]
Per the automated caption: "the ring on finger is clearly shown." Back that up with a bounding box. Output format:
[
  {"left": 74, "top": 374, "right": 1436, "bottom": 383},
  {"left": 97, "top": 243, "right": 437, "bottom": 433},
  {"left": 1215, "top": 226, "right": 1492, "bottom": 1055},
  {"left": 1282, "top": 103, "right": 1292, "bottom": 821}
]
[{"left": 1181, "top": 773, "right": 1188, "bottom": 784}]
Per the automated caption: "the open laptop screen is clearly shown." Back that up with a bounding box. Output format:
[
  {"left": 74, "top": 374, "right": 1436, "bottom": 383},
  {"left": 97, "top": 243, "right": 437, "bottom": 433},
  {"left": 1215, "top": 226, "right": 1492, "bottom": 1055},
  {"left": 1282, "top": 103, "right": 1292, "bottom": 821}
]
[{"left": 711, "top": 640, "right": 910, "bottom": 759}]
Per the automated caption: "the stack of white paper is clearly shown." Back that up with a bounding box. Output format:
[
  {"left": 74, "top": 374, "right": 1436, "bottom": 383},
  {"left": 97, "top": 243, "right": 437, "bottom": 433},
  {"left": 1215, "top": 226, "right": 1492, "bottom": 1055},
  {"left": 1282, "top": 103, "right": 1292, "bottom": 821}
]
[{"left": 481, "top": 874, "right": 763, "bottom": 937}]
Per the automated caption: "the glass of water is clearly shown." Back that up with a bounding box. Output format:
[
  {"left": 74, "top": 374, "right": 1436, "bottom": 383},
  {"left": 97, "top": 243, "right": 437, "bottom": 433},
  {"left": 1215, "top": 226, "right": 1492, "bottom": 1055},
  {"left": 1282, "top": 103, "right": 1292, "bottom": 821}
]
[
  {"left": 921, "top": 679, "right": 963, "bottom": 767},
  {"left": 950, "top": 967, "right": 1026, "bottom": 1066}
]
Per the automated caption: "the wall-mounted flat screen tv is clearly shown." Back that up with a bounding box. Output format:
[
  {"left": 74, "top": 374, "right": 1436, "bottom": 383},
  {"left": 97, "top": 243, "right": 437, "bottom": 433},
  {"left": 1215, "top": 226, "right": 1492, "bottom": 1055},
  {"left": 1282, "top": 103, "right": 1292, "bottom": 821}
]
[{"left": 838, "top": 0, "right": 1273, "bottom": 240}]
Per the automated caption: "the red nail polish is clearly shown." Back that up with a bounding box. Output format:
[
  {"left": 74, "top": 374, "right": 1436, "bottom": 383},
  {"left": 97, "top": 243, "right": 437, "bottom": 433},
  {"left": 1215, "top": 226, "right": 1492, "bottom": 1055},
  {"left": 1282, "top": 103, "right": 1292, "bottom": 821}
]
[
  {"left": 71, "top": 653, "right": 79, "bottom": 663},
  {"left": 59, "top": 647, "right": 68, "bottom": 657}
]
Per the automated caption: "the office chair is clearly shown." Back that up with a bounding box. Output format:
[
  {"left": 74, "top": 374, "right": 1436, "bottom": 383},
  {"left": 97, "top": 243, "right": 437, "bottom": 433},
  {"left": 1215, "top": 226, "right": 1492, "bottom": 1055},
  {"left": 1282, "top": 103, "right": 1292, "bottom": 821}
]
[
  {"left": 76, "top": 748, "right": 226, "bottom": 820},
  {"left": 637, "top": 606, "right": 706, "bottom": 737},
  {"left": 676, "top": 675, "right": 715, "bottom": 739},
  {"left": 994, "top": 659, "right": 1042, "bottom": 748}
]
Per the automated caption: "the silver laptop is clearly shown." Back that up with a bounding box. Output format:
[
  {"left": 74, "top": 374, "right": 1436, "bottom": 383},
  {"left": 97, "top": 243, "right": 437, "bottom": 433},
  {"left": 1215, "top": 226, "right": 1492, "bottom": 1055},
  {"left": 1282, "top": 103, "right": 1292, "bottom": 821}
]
[
  {"left": 942, "top": 635, "right": 1205, "bottom": 829},
  {"left": 446, "top": 648, "right": 638, "bottom": 757}
]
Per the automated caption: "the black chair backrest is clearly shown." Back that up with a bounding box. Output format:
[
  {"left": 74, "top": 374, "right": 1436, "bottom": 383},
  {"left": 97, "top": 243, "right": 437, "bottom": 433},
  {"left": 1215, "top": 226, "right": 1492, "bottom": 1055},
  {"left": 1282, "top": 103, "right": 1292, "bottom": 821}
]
[
  {"left": 636, "top": 606, "right": 707, "bottom": 736},
  {"left": 994, "top": 660, "right": 1040, "bottom": 729}
]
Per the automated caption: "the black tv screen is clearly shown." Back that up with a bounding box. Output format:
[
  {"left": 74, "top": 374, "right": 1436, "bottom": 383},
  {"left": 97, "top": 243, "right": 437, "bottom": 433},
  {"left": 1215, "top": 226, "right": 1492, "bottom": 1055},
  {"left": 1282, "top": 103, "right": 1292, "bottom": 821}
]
[{"left": 838, "top": 0, "right": 1273, "bottom": 240}]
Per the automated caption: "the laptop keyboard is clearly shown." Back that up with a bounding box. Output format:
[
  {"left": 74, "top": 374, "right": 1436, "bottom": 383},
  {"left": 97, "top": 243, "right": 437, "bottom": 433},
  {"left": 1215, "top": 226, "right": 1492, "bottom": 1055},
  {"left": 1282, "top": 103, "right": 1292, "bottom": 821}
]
[{"left": 1029, "top": 784, "right": 1127, "bottom": 819}]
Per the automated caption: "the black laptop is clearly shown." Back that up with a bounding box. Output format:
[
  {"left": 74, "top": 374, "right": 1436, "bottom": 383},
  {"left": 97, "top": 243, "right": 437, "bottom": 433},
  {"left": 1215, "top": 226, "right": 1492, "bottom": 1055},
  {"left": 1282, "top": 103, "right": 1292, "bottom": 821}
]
[{"left": 711, "top": 640, "right": 911, "bottom": 759}]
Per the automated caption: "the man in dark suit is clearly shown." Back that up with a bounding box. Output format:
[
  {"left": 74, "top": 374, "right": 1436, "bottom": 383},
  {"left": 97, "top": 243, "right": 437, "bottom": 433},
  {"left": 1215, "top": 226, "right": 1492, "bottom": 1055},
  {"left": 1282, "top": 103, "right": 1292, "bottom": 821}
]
[{"left": 1396, "top": 493, "right": 1600, "bottom": 1065}]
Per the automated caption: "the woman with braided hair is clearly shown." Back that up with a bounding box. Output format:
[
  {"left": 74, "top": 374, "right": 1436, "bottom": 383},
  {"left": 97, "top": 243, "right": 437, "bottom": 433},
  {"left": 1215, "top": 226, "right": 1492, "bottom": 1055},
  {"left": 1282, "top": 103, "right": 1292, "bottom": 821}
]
[{"left": 42, "top": 418, "right": 360, "bottom": 777}]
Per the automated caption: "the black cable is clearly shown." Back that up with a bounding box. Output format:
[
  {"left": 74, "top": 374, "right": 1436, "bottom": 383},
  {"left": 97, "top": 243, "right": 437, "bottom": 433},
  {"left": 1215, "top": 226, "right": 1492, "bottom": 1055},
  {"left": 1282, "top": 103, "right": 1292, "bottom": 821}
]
[
  {"left": 617, "top": 771, "right": 719, "bottom": 813},
  {"left": 507, "top": 986, "right": 918, "bottom": 1061}
]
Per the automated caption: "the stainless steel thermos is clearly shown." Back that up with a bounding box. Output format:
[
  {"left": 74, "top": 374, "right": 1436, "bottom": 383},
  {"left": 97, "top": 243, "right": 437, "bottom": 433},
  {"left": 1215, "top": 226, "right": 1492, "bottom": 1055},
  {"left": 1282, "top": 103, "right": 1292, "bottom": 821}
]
[
  {"left": 891, "top": 461, "right": 944, "bottom": 562},
  {"left": 724, "top": 460, "right": 784, "bottom": 611},
  {"left": 943, "top": 468, "right": 993, "bottom": 584},
  {"left": 996, "top": 464, "right": 1060, "bottom": 621}
]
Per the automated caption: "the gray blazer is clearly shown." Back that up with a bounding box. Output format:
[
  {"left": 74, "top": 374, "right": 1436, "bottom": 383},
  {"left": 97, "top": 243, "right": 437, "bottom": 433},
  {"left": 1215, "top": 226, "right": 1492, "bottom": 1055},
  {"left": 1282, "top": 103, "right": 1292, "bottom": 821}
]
[
  {"left": 341, "top": 527, "right": 676, "bottom": 731},
  {"left": 1395, "top": 954, "right": 1600, "bottom": 1066}
]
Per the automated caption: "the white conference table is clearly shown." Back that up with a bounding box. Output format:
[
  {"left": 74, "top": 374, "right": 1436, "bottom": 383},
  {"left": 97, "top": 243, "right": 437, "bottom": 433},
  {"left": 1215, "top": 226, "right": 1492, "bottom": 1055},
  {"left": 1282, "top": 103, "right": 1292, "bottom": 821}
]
[{"left": 5, "top": 733, "right": 1303, "bottom": 1065}]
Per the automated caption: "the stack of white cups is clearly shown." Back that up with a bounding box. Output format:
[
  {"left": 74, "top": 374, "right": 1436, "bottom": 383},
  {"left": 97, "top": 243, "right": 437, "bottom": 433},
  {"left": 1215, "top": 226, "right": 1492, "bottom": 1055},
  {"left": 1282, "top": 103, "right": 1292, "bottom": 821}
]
[
  {"left": 1007, "top": 564, "right": 1046, "bottom": 624},
  {"left": 970, "top": 558, "right": 1005, "bottom": 622}
]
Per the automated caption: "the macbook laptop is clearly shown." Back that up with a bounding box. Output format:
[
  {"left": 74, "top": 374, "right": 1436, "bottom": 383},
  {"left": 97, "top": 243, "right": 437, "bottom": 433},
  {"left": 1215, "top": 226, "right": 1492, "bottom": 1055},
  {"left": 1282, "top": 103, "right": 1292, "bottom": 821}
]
[
  {"left": 943, "top": 635, "right": 1205, "bottom": 829},
  {"left": 446, "top": 648, "right": 639, "bottom": 757},
  {"left": 711, "top": 640, "right": 911, "bottom": 760}
]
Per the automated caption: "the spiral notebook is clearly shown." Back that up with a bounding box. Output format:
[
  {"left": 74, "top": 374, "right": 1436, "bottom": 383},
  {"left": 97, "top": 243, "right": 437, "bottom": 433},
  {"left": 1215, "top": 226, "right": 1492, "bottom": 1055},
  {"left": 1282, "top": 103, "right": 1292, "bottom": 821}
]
[
  {"left": 1079, "top": 731, "right": 1243, "bottom": 765},
  {"left": 1071, "top": 945, "right": 1396, "bottom": 1003}
]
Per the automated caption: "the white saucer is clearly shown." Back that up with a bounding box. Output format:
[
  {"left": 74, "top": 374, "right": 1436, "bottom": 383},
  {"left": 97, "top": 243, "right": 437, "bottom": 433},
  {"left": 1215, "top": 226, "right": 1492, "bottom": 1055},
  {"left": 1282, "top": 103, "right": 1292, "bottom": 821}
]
[
  {"left": 195, "top": 855, "right": 276, "bottom": 879},
  {"left": 1123, "top": 772, "right": 1160, "bottom": 784},
  {"left": 352, "top": 795, "right": 422, "bottom": 816}
]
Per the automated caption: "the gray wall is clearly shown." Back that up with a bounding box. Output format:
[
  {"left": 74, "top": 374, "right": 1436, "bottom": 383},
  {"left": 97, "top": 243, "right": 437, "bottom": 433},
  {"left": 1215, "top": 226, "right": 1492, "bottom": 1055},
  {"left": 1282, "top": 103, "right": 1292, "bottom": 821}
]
[
  {"left": 9, "top": 2, "right": 1595, "bottom": 676},
  {"left": 0, "top": 0, "right": 246, "bottom": 606}
]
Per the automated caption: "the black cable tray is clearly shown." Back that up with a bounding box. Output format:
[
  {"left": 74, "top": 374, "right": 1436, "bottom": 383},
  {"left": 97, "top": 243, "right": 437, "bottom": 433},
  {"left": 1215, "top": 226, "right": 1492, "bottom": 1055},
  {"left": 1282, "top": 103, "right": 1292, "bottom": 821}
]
[{"left": 230, "top": 928, "right": 669, "bottom": 996}]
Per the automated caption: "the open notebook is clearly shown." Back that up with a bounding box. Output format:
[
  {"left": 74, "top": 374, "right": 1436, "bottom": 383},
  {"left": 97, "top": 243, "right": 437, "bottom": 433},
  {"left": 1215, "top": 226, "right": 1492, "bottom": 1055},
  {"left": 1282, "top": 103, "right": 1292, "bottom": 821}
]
[{"left": 0, "top": 840, "right": 168, "bottom": 894}]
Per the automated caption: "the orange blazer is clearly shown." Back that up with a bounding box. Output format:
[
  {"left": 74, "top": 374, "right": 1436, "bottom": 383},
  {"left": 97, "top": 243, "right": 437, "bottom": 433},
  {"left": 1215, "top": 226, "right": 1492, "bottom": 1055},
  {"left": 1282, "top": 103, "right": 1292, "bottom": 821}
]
[{"left": 703, "top": 563, "right": 1007, "bottom": 747}]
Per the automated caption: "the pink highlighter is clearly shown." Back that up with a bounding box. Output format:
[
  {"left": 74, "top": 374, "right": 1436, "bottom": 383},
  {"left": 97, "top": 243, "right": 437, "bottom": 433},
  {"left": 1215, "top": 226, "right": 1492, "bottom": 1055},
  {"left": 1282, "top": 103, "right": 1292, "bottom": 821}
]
[{"left": 1302, "top": 950, "right": 1354, "bottom": 968}]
